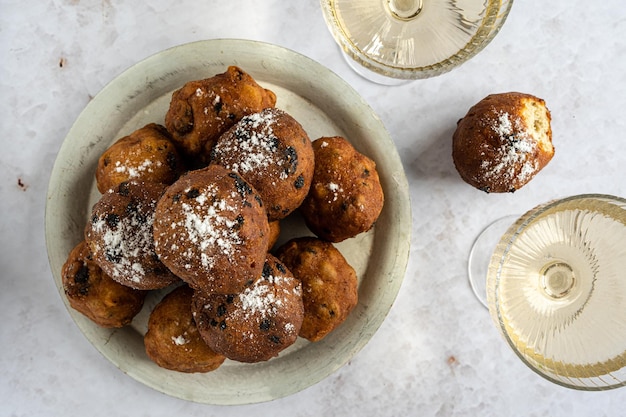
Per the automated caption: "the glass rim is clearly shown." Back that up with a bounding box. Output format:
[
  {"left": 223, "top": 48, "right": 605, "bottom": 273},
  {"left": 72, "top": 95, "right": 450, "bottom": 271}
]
[
  {"left": 320, "top": 0, "right": 515, "bottom": 80},
  {"left": 488, "top": 193, "right": 626, "bottom": 390}
]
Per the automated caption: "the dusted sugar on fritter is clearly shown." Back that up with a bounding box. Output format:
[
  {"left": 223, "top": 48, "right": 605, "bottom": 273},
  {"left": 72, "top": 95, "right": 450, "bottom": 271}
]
[
  {"left": 192, "top": 254, "right": 304, "bottom": 363},
  {"left": 164, "top": 66, "right": 277, "bottom": 165},
  {"left": 210, "top": 108, "right": 315, "bottom": 221},
  {"left": 452, "top": 92, "right": 554, "bottom": 193},
  {"left": 84, "top": 181, "right": 179, "bottom": 290},
  {"left": 144, "top": 285, "right": 226, "bottom": 373},
  {"left": 62, "top": 240, "right": 147, "bottom": 328},
  {"left": 275, "top": 237, "right": 358, "bottom": 342},
  {"left": 96, "top": 123, "right": 185, "bottom": 193},
  {"left": 153, "top": 165, "right": 269, "bottom": 295},
  {"left": 299, "top": 136, "right": 384, "bottom": 242}
]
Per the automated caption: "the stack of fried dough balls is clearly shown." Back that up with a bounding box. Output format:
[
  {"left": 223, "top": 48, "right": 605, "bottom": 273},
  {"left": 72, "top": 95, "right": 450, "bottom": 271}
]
[{"left": 61, "top": 66, "right": 385, "bottom": 374}]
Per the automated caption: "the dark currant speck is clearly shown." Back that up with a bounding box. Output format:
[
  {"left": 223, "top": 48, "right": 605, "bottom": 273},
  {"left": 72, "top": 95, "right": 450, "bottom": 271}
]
[
  {"left": 106, "top": 213, "right": 120, "bottom": 228},
  {"left": 186, "top": 188, "right": 200, "bottom": 199},
  {"left": 166, "top": 152, "right": 178, "bottom": 170},
  {"left": 284, "top": 146, "right": 298, "bottom": 175},
  {"left": 259, "top": 319, "right": 271, "bottom": 332},
  {"left": 294, "top": 175, "right": 305, "bottom": 189},
  {"left": 229, "top": 172, "right": 253, "bottom": 198},
  {"left": 117, "top": 182, "right": 130, "bottom": 196},
  {"left": 105, "top": 249, "right": 122, "bottom": 264},
  {"left": 125, "top": 199, "right": 139, "bottom": 215},
  {"left": 231, "top": 214, "right": 244, "bottom": 230},
  {"left": 217, "top": 304, "right": 227, "bottom": 317},
  {"left": 74, "top": 265, "right": 89, "bottom": 284}
]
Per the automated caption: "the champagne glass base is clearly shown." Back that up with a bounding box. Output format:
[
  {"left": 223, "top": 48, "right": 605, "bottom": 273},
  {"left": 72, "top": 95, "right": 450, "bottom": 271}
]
[
  {"left": 468, "top": 215, "right": 518, "bottom": 308},
  {"left": 339, "top": 49, "right": 412, "bottom": 86}
]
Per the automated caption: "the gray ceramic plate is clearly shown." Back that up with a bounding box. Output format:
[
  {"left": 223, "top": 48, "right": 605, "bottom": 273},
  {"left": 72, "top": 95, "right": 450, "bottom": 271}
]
[{"left": 45, "top": 39, "right": 411, "bottom": 405}]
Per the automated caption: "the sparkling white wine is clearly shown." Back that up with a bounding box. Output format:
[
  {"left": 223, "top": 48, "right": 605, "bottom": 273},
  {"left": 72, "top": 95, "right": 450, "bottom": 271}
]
[
  {"left": 487, "top": 195, "right": 626, "bottom": 390},
  {"left": 320, "top": 0, "right": 513, "bottom": 80}
]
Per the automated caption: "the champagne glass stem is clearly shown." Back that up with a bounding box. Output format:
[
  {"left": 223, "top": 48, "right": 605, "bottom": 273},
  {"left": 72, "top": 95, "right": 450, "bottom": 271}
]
[{"left": 386, "top": 0, "right": 423, "bottom": 20}]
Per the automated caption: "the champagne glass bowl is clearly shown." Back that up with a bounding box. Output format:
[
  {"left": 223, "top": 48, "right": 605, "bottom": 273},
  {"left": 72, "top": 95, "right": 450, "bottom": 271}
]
[
  {"left": 486, "top": 194, "right": 626, "bottom": 390},
  {"left": 320, "top": 0, "right": 514, "bottom": 83}
]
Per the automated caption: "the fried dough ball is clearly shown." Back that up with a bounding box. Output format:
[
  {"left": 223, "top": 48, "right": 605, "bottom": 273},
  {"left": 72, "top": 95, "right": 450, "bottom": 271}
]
[
  {"left": 267, "top": 220, "right": 281, "bottom": 251},
  {"left": 95, "top": 123, "right": 185, "bottom": 193},
  {"left": 299, "top": 136, "right": 384, "bottom": 242},
  {"left": 275, "top": 237, "right": 358, "bottom": 342},
  {"left": 61, "top": 240, "right": 146, "bottom": 327},
  {"left": 144, "top": 285, "right": 226, "bottom": 373},
  {"left": 165, "top": 66, "right": 277, "bottom": 165},
  {"left": 210, "top": 108, "right": 314, "bottom": 221},
  {"left": 84, "top": 181, "right": 179, "bottom": 290},
  {"left": 153, "top": 165, "right": 269, "bottom": 295},
  {"left": 452, "top": 92, "right": 554, "bottom": 193},
  {"left": 192, "top": 254, "right": 303, "bottom": 363}
]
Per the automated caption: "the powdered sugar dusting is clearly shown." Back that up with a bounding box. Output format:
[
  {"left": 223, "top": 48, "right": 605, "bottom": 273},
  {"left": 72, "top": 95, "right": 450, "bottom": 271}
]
[
  {"left": 171, "top": 334, "right": 189, "bottom": 346},
  {"left": 238, "top": 268, "right": 301, "bottom": 323},
  {"left": 481, "top": 111, "right": 539, "bottom": 184},
  {"left": 91, "top": 204, "right": 155, "bottom": 283},
  {"left": 114, "top": 159, "right": 162, "bottom": 179},
  {"left": 327, "top": 182, "right": 344, "bottom": 202},
  {"left": 174, "top": 185, "right": 243, "bottom": 269},
  {"left": 212, "top": 109, "right": 283, "bottom": 175}
]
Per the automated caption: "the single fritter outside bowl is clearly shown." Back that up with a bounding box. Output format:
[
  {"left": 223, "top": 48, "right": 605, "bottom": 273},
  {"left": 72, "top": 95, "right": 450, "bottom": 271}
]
[
  {"left": 192, "top": 254, "right": 304, "bottom": 363},
  {"left": 84, "top": 181, "right": 178, "bottom": 290},
  {"left": 164, "top": 66, "right": 277, "bottom": 165},
  {"left": 452, "top": 92, "right": 554, "bottom": 193},
  {"left": 210, "top": 108, "right": 314, "bottom": 221},
  {"left": 62, "top": 240, "right": 147, "bottom": 328},
  {"left": 144, "top": 285, "right": 226, "bottom": 373},
  {"left": 153, "top": 165, "right": 269, "bottom": 295}
]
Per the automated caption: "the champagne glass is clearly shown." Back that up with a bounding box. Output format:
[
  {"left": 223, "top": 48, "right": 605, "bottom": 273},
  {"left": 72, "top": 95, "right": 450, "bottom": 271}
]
[
  {"left": 319, "top": 0, "right": 514, "bottom": 84},
  {"left": 480, "top": 194, "right": 626, "bottom": 390}
]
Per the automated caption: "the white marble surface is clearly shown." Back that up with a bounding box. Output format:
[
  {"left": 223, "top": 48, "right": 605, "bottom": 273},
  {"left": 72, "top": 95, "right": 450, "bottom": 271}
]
[{"left": 2, "top": 0, "right": 625, "bottom": 415}]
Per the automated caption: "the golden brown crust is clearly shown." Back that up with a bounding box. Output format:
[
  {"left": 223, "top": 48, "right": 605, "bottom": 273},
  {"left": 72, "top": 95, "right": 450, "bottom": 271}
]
[
  {"left": 267, "top": 220, "right": 281, "bottom": 251},
  {"left": 153, "top": 165, "right": 269, "bottom": 295},
  {"left": 84, "top": 181, "right": 179, "bottom": 290},
  {"left": 62, "top": 241, "right": 146, "bottom": 327},
  {"left": 299, "top": 136, "right": 384, "bottom": 242},
  {"left": 164, "top": 66, "right": 277, "bottom": 165},
  {"left": 210, "top": 108, "right": 315, "bottom": 221},
  {"left": 452, "top": 92, "right": 554, "bottom": 193},
  {"left": 96, "top": 123, "right": 185, "bottom": 193},
  {"left": 275, "top": 237, "right": 358, "bottom": 342},
  {"left": 192, "top": 254, "right": 303, "bottom": 363},
  {"left": 144, "top": 285, "right": 226, "bottom": 373}
]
